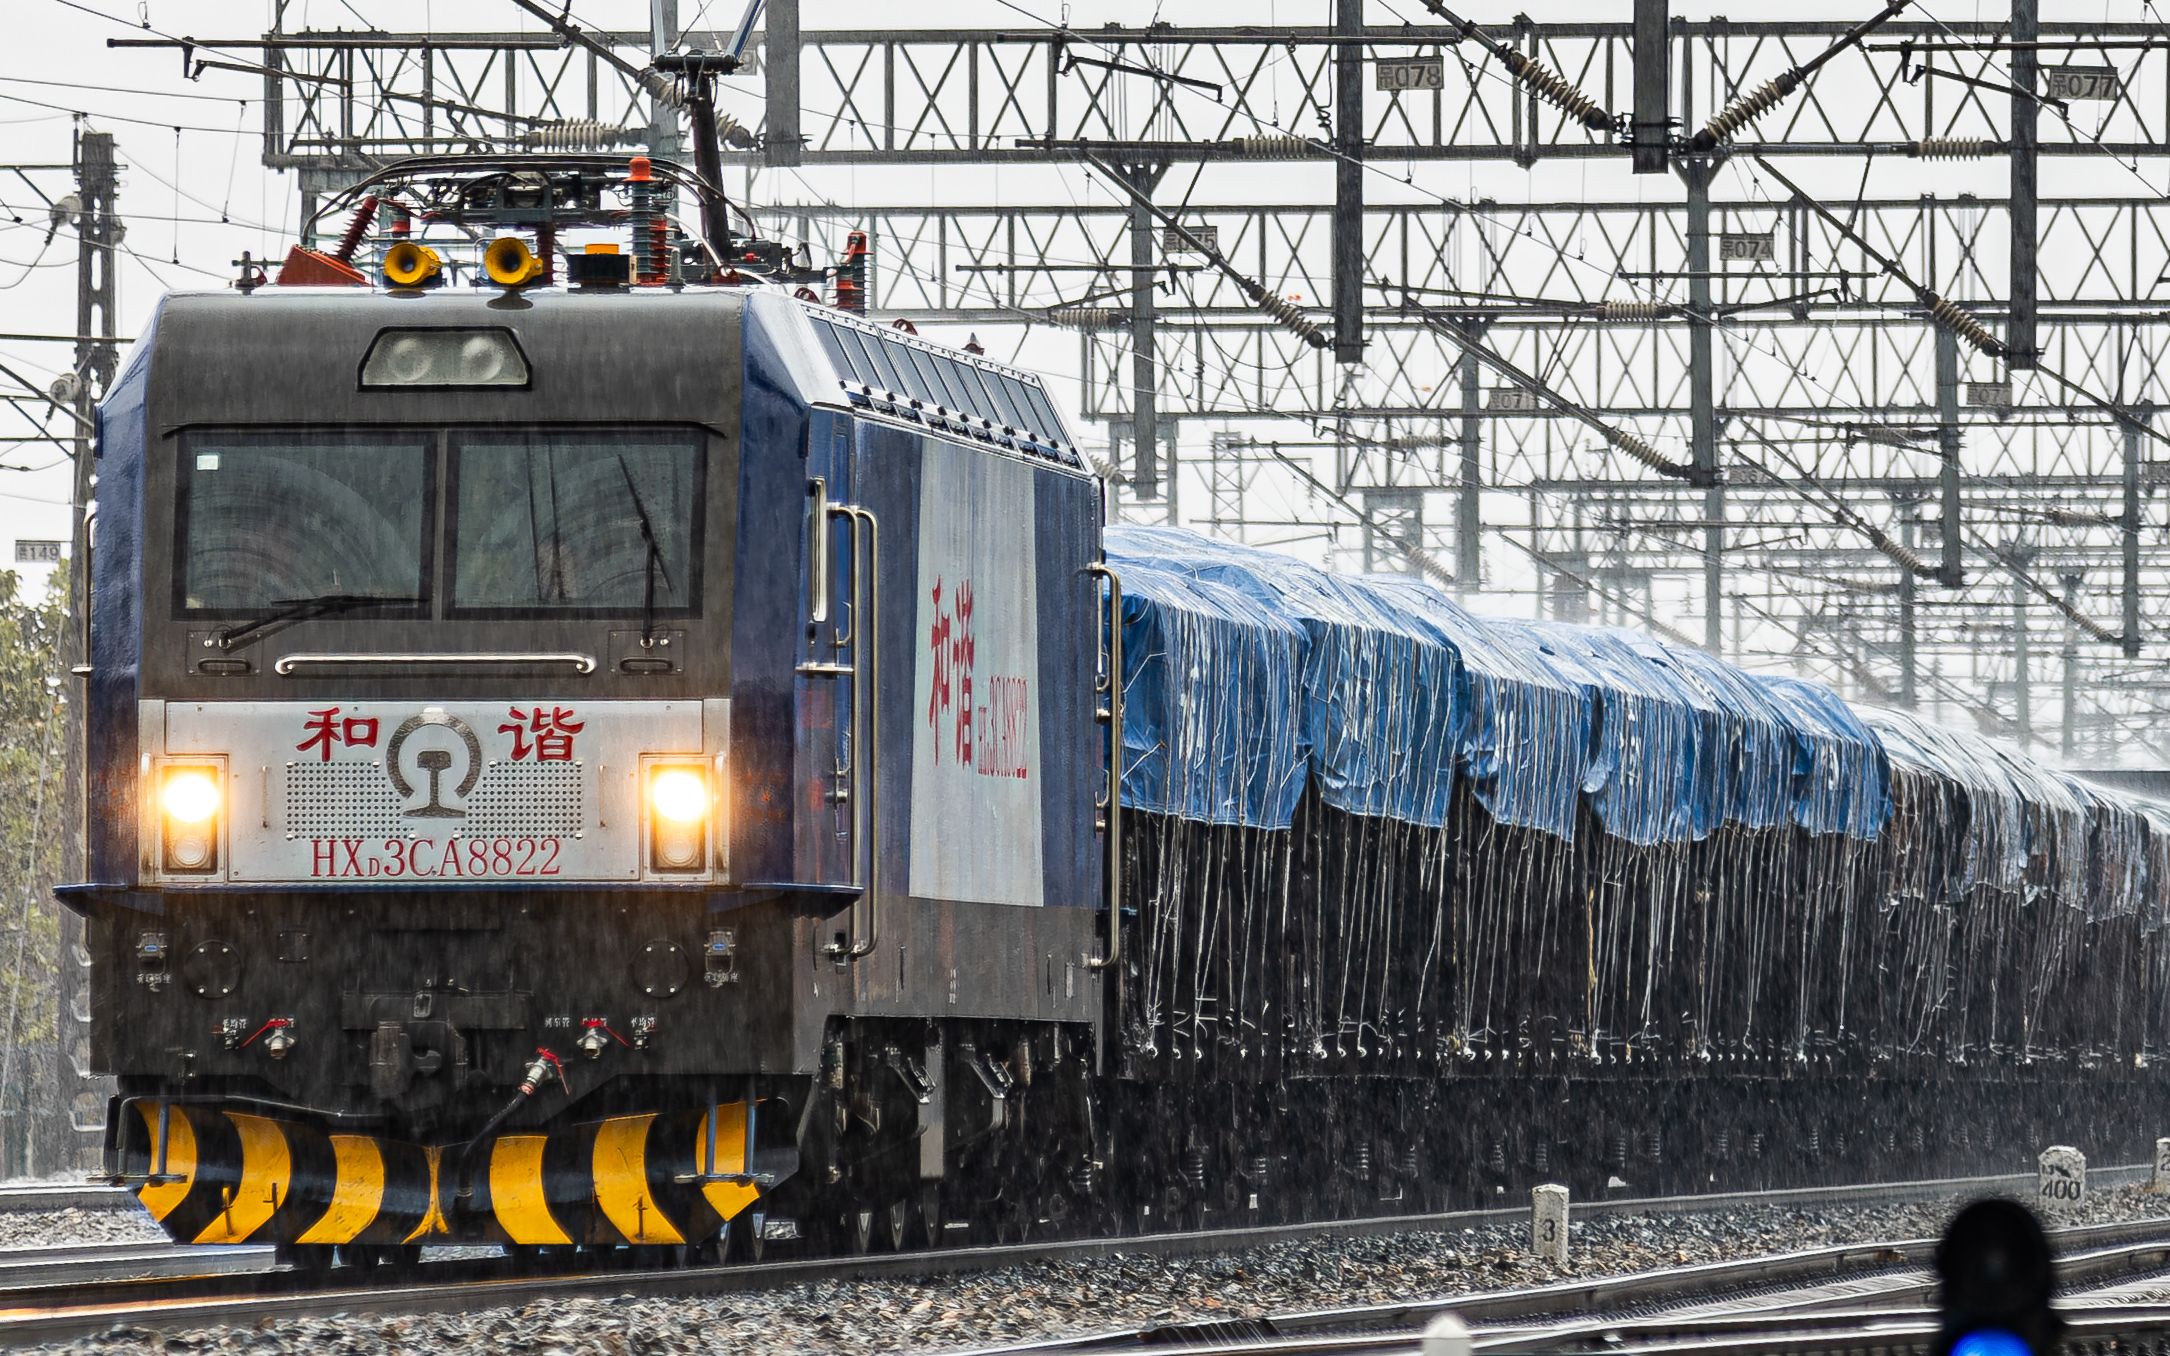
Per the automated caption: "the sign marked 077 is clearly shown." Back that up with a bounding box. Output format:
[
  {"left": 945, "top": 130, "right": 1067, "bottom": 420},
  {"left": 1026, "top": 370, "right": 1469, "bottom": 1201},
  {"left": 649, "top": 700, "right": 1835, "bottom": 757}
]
[{"left": 2042, "top": 66, "right": 2122, "bottom": 102}]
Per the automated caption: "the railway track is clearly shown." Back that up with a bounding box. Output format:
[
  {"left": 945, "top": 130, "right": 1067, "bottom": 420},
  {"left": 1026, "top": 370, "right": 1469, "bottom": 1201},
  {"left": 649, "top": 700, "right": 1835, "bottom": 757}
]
[
  {"left": 950, "top": 1212, "right": 2170, "bottom": 1356},
  {"left": 0, "top": 1168, "right": 2156, "bottom": 1348}
]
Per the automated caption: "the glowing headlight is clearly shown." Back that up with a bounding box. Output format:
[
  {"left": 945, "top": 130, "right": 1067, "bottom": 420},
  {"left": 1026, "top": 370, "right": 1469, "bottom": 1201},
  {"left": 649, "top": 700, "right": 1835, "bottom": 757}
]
[
  {"left": 647, "top": 765, "right": 709, "bottom": 873},
  {"left": 160, "top": 770, "right": 220, "bottom": 825},
  {"left": 159, "top": 766, "right": 222, "bottom": 874},
  {"left": 649, "top": 768, "right": 709, "bottom": 825}
]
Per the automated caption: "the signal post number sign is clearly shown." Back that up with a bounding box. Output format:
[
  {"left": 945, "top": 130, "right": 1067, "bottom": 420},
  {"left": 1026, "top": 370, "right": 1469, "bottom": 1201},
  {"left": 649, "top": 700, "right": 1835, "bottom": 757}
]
[
  {"left": 13, "top": 541, "right": 62, "bottom": 564},
  {"left": 1375, "top": 56, "right": 1445, "bottom": 91}
]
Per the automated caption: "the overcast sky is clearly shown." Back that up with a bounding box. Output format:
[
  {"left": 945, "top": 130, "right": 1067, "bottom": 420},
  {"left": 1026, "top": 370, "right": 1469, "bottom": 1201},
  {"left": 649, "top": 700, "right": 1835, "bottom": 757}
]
[{"left": 2, "top": 1, "right": 2158, "bottom": 606}]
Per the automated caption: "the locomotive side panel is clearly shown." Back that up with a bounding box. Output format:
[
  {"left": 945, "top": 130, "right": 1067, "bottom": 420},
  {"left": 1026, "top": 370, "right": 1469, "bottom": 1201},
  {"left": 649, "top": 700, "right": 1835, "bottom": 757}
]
[{"left": 820, "top": 416, "right": 1100, "bottom": 1028}]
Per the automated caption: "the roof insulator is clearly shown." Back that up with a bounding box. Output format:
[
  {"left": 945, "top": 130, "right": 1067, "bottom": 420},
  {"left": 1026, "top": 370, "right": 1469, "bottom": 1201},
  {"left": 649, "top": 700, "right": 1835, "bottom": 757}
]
[
  {"left": 521, "top": 118, "right": 646, "bottom": 151},
  {"left": 1846, "top": 423, "right": 1926, "bottom": 449},
  {"left": 1910, "top": 137, "right": 1992, "bottom": 159},
  {"left": 1379, "top": 433, "right": 1449, "bottom": 452},
  {"left": 1225, "top": 134, "right": 1318, "bottom": 158},
  {"left": 1592, "top": 301, "right": 1670, "bottom": 322},
  {"left": 1691, "top": 70, "right": 1803, "bottom": 150},
  {"left": 331, "top": 195, "right": 378, "bottom": 263},
  {"left": 1045, "top": 306, "right": 1126, "bottom": 331},
  {"left": 1502, "top": 50, "right": 1619, "bottom": 133},
  {"left": 1868, "top": 532, "right": 1933, "bottom": 577},
  {"left": 1927, "top": 294, "right": 2001, "bottom": 355},
  {"left": 639, "top": 68, "right": 686, "bottom": 110},
  {"left": 1255, "top": 291, "right": 1330, "bottom": 350},
  {"left": 1607, "top": 426, "right": 1693, "bottom": 479}
]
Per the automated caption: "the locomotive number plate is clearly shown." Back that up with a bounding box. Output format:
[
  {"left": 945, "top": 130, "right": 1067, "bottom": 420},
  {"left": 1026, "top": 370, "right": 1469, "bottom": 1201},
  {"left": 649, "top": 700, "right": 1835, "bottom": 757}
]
[{"left": 307, "top": 835, "right": 566, "bottom": 880}]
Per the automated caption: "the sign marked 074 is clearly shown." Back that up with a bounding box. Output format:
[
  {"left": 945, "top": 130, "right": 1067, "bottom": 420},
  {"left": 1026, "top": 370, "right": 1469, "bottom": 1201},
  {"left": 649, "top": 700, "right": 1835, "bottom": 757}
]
[{"left": 1718, "top": 233, "right": 1775, "bottom": 263}]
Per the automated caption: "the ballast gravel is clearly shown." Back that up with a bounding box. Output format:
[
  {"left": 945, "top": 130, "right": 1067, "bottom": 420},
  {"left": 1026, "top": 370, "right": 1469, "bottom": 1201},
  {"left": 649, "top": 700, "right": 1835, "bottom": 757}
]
[
  {"left": 23, "top": 1184, "right": 2170, "bottom": 1355},
  {"left": 0, "top": 1204, "right": 164, "bottom": 1249}
]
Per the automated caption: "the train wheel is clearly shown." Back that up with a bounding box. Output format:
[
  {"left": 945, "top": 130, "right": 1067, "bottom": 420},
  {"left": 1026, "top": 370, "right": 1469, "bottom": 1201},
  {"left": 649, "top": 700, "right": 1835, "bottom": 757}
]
[
  {"left": 277, "top": 1244, "right": 334, "bottom": 1274},
  {"left": 985, "top": 1191, "right": 1028, "bottom": 1244},
  {"left": 732, "top": 1211, "right": 764, "bottom": 1263},
  {"left": 919, "top": 1185, "right": 944, "bottom": 1249},
  {"left": 358, "top": 1243, "right": 422, "bottom": 1273}
]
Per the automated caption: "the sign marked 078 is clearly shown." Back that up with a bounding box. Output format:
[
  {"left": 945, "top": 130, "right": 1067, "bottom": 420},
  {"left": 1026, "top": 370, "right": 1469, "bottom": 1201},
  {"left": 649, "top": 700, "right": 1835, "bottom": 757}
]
[{"left": 1375, "top": 56, "right": 1446, "bottom": 91}]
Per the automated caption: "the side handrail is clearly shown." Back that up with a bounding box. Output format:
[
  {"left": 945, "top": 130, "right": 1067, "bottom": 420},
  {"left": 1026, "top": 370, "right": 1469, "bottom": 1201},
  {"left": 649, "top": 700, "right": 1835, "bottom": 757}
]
[
  {"left": 274, "top": 652, "right": 596, "bottom": 675},
  {"left": 822, "top": 503, "right": 881, "bottom": 961},
  {"left": 1084, "top": 561, "right": 1122, "bottom": 972}
]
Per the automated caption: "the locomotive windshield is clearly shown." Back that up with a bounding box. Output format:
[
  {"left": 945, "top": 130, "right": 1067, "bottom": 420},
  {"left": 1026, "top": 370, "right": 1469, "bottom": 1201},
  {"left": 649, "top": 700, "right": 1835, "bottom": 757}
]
[
  {"left": 175, "top": 431, "right": 432, "bottom": 614},
  {"left": 173, "top": 427, "right": 705, "bottom": 619},
  {"left": 448, "top": 430, "right": 701, "bottom": 615}
]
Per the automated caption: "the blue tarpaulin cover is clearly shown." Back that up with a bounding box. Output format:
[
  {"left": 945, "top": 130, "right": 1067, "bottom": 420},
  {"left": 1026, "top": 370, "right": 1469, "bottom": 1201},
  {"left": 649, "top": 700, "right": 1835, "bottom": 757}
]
[
  {"left": 1864, "top": 706, "right": 2031, "bottom": 893},
  {"left": 1501, "top": 622, "right": 1725, "bottom": 846},
  {"left": 1750, "top": 675, "right": 1891, "bottom": 840},
  {"left": 1107, "top": 526, "right": 1885, "bottom": 844},
  {"left": 1108, "top": 553, "right": 1306, "bottom": 828},
  {"left": 1362, "top": 575, "right": 1591, "bottom": 839},
  {"left": 1657, "top": 643, "right": 1796, "bottom": 833}
]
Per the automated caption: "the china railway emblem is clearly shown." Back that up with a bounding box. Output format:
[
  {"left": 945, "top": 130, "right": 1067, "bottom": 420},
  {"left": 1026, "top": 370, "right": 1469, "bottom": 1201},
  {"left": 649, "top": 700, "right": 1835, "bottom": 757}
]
[{"left": 385, "top": 710, "right": 482, "bottom": 819}]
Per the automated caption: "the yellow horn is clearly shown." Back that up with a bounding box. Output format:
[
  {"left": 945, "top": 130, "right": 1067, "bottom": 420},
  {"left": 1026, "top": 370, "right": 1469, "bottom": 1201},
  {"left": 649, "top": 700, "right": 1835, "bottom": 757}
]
[
  {"left": 383, "top": 241, "right": 442, "bottom": 288},
  {"left": 483, "top": 235, "right": 544, "bottom": 287}
]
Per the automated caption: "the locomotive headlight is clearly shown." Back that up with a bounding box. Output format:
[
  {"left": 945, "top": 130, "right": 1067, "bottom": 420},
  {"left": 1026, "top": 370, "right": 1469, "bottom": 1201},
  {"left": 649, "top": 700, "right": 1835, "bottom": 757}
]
[
  {"left": 647, "top": 765, "right": 710, "bottom": 873},
  {"left": 160, "top": 770, "right": 220, "bottom": 825},
  {"left": 158, "top": 765, "right": 222, "bottom": 874},
  {"left": 360, "top": 327, "right": 530, "bottom": 389}
]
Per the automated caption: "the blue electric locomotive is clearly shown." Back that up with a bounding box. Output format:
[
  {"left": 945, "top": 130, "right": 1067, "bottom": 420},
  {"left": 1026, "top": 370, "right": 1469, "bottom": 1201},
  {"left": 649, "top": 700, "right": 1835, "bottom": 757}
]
[{"left": 74, "top": 157, "right": 1111, "bottom": 1258}]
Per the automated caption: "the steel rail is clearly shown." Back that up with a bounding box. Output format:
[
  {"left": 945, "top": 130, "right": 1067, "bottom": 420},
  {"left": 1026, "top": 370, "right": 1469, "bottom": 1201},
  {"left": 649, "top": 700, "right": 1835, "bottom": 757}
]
[
  {"left": 0, "top": 1183, "right": 136, "bottom": 1213},
  {"left": 0, "top": 1169, "right": 2157, "bottom": 1347},
  {"left": 0, "top": 1241, "right": 272, "bottom": 1289}
]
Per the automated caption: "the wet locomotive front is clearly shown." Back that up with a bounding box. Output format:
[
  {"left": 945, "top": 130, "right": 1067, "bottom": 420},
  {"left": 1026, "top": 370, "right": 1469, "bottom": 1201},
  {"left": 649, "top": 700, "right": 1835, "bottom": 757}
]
[
  {"left": 72, "top": 255, "right": 1110, "bottom": 1254},
  {"left": 79, "top": 287, "right": 791, "bottom": 1250}
]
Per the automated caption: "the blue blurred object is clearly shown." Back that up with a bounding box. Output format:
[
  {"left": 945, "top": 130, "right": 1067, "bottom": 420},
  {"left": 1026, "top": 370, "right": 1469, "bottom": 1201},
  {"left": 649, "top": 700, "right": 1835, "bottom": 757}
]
[{"left": 1949, "top": 1330, "right": 2032, "bottom": 1356}]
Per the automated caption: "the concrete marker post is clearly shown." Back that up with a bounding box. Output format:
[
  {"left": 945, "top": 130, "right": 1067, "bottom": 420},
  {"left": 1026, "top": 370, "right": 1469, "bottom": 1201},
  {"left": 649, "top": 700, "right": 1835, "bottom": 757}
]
[
  {"left": 2037, "top": 1145, "right": 2086, "bottom": 1213},
  {"left": 1531, "top": 1182, "right": 1569, "bottom": 1264},
  {"left": 2154, "top": 1138, "right": 2170, "bottom": 1192}
]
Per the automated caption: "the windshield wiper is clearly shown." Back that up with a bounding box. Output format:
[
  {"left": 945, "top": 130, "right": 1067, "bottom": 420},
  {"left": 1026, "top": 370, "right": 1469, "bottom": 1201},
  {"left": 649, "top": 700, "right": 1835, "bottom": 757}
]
[
  {"left": 213, "top": 592, "right": 422, "bottom": 653},
  {"left": 616, "top": 455, "right": 677, "bottom": 649}
]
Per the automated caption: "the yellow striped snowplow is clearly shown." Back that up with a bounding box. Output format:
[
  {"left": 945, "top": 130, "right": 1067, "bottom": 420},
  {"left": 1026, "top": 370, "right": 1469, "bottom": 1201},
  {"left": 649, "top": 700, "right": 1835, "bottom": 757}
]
[{"left": 109, "top": 1099, "right": 789, "bottom": 1248}]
